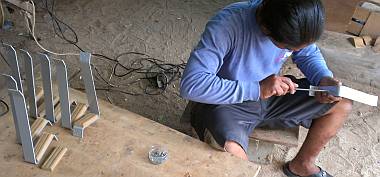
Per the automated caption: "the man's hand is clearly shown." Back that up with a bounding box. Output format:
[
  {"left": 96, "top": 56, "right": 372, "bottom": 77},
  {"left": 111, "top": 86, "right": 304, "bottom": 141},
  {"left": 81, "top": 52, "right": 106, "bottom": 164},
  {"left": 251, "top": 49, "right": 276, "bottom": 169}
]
[
  {"left": 316, "top": 77, "right": 342, "bottom": 103},
  {"left": 259, "top": 75, "right": 298, "bottom": 99}
]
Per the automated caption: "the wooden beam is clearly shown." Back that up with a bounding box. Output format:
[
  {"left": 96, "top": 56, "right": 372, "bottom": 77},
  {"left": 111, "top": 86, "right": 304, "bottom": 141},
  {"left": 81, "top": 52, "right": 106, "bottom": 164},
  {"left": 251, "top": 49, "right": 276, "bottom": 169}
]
[
  {"left": 34, "top": 133, "right": 54, "bottom": 162},
  {"left": 71, "top": 103, "right": 88, "bottom": 122},
  {"left": 249, "top": 127, "right": 300, "bottom": 147},
  {"left": 41, "top": 146, "right": 67, "bottom": 171}
]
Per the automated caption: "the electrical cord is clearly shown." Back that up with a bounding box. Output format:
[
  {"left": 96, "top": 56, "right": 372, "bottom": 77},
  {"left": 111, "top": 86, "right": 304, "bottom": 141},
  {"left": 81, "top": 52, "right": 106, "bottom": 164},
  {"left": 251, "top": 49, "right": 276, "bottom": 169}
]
[
  {"left": 24, "top": 0, "right": 186, "bottom": 97},
  {"left": 24, "top": 0, "right": 80, "bottom": 56},
  {"left": 0, "top": 99, "right": 9, "bottom": 117}
]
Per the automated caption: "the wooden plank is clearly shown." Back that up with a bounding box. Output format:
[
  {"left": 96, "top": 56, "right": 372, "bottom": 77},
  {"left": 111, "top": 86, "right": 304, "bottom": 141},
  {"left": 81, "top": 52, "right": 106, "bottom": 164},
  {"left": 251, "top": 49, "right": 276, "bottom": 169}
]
[
  {"left": 373, "top": 37, "right": 380, "bottom": 53},
  {"left": 360, "top": 12, "right": 380, "bottom": 38},
  {"left": 34, "top": 133, "right": 54, "bottom": 162},
  {"left": 0, "top": 88, "right": 261, "bottom": 177},
  {"left": 37, "top": 96, "right": 59, "bottom": 118},
  {"left": 31, "top": 117, "right": 49, "bottom": 140},
  {"left": 35, "top": 87, "right": 44, "bottom": 105},
  {"left": 54, "top": 103, "right": 62, "bottom": 121},
  {"left": 71, "top": 103, "right": 88, "bottom": 122},
  {"left": 41, "top": 146, "right": 67, "bottom": 171},
  {"left": 349, "top": 36, "right": 366, "bottom": 48},
  {"left": 347, "top": 21, "right": 363, "bottom": 35},
  {"left": 249, "top": 127, "right": 300, "bottom": 147},
  {"left": 362, "top": 35, "right": 374, "bottom": 46},
  {"left": 74, "top": 113, "right": 99, "bottom": 128},
  {"left": 247, "top": 140, "right": 274, "bottom": 165},
  {"left": 339, "top": 86, "right": 378, "bottom": 106}
]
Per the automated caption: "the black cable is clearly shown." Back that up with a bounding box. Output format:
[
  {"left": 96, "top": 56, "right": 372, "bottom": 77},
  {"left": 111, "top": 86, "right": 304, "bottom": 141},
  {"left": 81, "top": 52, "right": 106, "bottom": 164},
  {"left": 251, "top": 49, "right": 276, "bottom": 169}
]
[
  {"left": 0, "top": 99, "right": 9, "bottom": 117},
  {"left": 0, "top": 47, "right": 11, "bottom": 68},
  {"left": 36, "top": 0, "right": 186, "bottom": 97}
]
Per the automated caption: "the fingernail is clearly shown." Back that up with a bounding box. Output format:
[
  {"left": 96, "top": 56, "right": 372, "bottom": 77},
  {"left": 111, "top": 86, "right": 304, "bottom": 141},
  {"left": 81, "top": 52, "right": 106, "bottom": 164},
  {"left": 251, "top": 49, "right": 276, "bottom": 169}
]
[{"left": 295, "top": 84, "right": 299, "bottom": 87}]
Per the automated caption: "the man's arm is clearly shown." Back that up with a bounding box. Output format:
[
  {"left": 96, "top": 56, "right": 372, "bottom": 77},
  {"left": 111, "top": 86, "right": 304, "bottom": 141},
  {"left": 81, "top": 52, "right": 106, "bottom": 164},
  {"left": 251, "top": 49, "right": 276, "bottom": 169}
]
[
  {"left": 292, "top": 44, "right": 333, "bottom": 86},
  {"left": 180, "top": 18, "right": 260, "bottom": 104}
]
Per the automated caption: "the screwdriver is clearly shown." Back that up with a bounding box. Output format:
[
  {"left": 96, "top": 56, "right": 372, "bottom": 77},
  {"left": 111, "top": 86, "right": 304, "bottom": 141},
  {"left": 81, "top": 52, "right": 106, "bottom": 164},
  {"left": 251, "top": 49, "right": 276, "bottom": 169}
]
[{"left": 295, "top": 88, "right": 328, "bottom": 92}]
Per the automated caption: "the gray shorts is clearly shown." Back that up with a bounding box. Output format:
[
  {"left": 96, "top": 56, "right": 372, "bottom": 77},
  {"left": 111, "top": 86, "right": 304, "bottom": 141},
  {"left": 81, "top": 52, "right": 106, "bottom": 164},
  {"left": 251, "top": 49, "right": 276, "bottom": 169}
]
[{"left": 190, "top": 77, "right": 335, "bottom": 153}]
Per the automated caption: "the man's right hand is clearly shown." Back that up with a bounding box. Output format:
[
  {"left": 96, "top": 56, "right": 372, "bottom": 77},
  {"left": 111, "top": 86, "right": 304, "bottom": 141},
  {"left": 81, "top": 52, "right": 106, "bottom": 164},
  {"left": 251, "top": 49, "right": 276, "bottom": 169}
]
[{"left": 259, "top": 75, "right": 298, "bottom": 99}]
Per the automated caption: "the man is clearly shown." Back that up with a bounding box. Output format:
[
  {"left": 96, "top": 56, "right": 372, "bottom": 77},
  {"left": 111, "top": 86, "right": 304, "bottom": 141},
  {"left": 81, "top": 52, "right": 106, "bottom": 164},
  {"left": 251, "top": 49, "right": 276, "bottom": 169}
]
[{"left": 180, "top": 0, "right": 352, "bottom": 176}]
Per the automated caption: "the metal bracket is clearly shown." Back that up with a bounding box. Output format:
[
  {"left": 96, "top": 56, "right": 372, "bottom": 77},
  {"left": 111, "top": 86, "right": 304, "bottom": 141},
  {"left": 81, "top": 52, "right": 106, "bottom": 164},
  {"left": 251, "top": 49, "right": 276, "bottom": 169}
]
[
  {"left": 37, "top": 53, "right": 55, "bottom": 123},
  {"left": 2, "top": 43, "right": 24, "bottom": 93},
  {"left": 71, "top": 52, "right": 101, "bottom": 138},
  {"left": 79, "top": 52, "right": 100, "bottom": 116},
  {"left": 1, "top": 74, "right": 21, "bottom": 144},
  {"left": 19, "top": 49, "right": 38, "bottom": 118},
  {"left": 72, "top": 125, "right": 84, "bottom": 138},
  {"left": 8, "top": 89, "right": 37, "bottom": 164},
  {"left": 53, "top": 59, "right": 72, "bottom": 129},
  {"left": 308, "top": 85, "right": 340, "bottom": 97}
]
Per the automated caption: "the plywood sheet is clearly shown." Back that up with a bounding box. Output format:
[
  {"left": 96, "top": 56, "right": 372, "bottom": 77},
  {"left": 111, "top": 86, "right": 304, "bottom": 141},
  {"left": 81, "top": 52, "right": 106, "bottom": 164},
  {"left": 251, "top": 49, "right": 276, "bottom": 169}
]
[{"left": 0, "top": 89, "right": 260, "bottom": 177}]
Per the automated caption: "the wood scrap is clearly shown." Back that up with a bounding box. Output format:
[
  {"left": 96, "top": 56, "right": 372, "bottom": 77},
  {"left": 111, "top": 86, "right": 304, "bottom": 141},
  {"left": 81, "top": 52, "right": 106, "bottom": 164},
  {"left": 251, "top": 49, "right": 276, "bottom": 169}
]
[
  {"left": 41, "top": 146, "right": 67, "bottom": 171},
  {"left": 362, "top": 35, "right": 374, "bottom": 46},
  {"left": 34, "top": 133, "right": 54, "bottom": 162},
  {"left": 71, "top": 103, "right": 88, "bottom": 122},
  {"left": 249, "top": 127, "right": 300, "bottom": 147},
  {"left": 31, "top": 117, "right": 49, "bottom": 140},
  {"left": 37, "top": 96, "right": 59, "bottom": 118},
  {"left": 35, "top": 87, "right": 44, "bottom": 107},
  {"left": 349, "top": 36, "right": 366, "bottom": 48},
  {"left": 54, "top": 103, "right": 62, "bottom": 121},
  {"left": 373, "top": 37, "right": 380, "bottom": 53},
  {"left": 74, "top": 113, "right": 99, "bottom": 128}
]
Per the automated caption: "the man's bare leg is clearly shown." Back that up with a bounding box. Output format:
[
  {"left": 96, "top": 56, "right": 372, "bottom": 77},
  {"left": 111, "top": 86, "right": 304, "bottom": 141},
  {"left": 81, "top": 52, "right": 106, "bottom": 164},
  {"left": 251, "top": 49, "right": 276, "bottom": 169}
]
[
  {"left": 224, "top": 140, "right": 248, "bottom": 160},
  {"left": 289, "top": 99, "right": 353, "bottom": 176}
]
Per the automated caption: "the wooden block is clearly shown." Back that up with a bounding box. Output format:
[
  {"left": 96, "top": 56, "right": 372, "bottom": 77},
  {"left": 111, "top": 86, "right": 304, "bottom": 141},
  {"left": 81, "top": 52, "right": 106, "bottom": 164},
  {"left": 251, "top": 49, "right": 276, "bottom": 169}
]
[
  {"left": 31, "top": 117, "right": 49, "bottom": 140},
  {"left": 339, "top": 86, "right": 378, "bottom": 106},
  {"left": 349, "top": 37, "right": 366, "bottom": 48},
  {"left": 54, "top": 103, "right": 62, "bottom": 121},
  {"left": 74, "top": 113, "right": 99, "bottom": 128},
  {"left": 34, "top": 133, "right": 54, "bottom": 162},
  {"left": 362, "top": 35, "right": 374, "bottom": 46},
  {"left": 360, "top": 12, "right": 380, "bottom": 38},
  {"left": 38, "top": 96, "right": 60, "bottom": 118},
  {"left": 71, "top": 103, "right": 88, "bottom": 122},
  {"left": 249, "top": 127, "right": 300, "bottom": 147},
  {"left": 347, "top": 21, "right": 364, "bottom": 35},
  {"left": 375, "top": 37, "right": 380, "bottom": 46},
  {"left": 247, "top": 140, "right": 274, "bottom": 165},
  {"left": 35, "top": 87, "right": 44, "bottom": 105},
  {"left": 41, "top": 146, "right": 67, "bottom": 171},
  {"left": 373, "top": 44, "right": 380, "bottom": 53},
  {"left": 352, "top": 7, "right": 371, "bottom": 22}
]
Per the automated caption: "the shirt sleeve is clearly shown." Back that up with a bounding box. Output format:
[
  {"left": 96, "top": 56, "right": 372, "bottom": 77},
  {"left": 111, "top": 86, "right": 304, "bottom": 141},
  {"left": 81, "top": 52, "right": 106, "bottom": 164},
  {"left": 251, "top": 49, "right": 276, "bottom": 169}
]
[
  {"left": 292, "top": 44, "right": 333, "bottom": 85},
  {"left": 179, "top": 16, "right": 260, "bottom": 104}
]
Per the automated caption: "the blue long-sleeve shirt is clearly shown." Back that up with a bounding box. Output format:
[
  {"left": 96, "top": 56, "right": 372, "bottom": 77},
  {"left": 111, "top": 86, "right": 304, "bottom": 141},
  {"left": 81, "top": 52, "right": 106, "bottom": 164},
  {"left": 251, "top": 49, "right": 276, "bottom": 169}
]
[{"left": 180, "top": 1, "right": 333, "bottom": 104}]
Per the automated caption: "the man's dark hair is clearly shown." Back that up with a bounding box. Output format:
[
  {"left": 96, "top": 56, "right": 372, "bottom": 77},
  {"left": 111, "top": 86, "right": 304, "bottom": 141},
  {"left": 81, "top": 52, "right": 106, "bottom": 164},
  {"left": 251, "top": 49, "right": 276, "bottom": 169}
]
[{"left": 258, "top": 0, "right": 325, "bottom": 48}]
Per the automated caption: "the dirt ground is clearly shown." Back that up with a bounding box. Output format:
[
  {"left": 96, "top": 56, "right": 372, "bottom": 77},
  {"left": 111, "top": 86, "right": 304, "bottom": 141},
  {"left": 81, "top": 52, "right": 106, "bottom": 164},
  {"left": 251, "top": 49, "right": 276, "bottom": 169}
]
[{"left": 0, "top": 0, "right": 379, "bottom": 177}]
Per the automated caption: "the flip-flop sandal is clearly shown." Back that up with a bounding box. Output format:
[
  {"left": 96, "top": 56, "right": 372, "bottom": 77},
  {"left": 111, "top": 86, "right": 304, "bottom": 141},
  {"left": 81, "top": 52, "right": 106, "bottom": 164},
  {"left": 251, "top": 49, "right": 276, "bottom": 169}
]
[{"left": 283, "top": 162, "right": 333, "bottom": 177}]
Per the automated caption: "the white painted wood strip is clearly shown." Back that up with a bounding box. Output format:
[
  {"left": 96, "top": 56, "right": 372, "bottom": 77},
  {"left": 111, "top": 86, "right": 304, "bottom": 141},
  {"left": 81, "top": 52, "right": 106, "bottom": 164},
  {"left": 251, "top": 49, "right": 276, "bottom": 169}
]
[{"left": 339, "top": 86, "right": 378, "bottom": 106}]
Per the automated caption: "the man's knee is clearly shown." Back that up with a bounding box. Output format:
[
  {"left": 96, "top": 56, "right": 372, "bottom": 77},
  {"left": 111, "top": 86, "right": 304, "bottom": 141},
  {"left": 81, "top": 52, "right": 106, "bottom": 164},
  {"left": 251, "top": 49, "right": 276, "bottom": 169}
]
[
  {"left": 328, "top": 98, "right": 353, "bottom": 117},
  {"left": 224, "top": 141, "right": 248, "bottom": 160}
]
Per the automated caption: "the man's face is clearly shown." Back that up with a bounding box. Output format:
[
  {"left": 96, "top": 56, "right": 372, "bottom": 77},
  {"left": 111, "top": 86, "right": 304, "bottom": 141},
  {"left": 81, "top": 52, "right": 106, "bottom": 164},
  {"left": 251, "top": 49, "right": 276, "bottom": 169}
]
[
  {"left": 260, "top": 26, "right": 309, "bottom": 52},
  {"left": 271, "top": 39, "right": 309, "bottom": 52}
]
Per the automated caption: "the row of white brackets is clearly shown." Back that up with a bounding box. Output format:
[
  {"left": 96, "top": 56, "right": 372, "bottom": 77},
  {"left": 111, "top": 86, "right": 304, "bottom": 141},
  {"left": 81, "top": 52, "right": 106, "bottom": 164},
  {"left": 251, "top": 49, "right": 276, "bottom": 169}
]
[{"left": 1, "top": 43, "right": 100, "bottom": 163}]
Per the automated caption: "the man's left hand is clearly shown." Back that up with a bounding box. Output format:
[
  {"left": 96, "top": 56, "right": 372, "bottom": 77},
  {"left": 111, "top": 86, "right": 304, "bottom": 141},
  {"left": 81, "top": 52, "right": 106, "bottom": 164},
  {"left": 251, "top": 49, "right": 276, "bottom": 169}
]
[{"left": 315, "top": 77, "right": 342, "bottom": 104}]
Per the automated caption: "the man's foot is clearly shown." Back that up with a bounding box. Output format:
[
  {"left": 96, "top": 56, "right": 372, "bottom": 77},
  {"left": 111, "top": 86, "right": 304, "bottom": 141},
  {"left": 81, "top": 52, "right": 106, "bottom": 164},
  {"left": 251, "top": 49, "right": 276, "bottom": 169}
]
[{"left": 283, "top": 162, "right": 333, "bottom": 177}]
